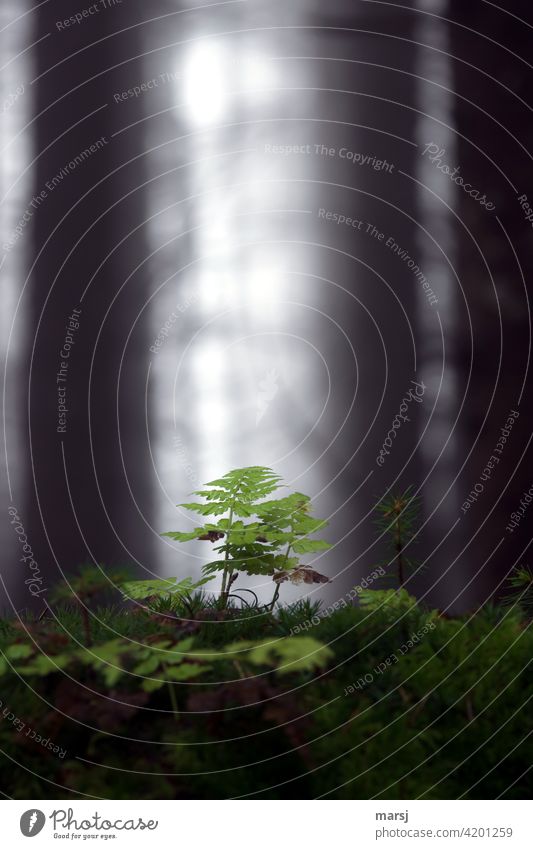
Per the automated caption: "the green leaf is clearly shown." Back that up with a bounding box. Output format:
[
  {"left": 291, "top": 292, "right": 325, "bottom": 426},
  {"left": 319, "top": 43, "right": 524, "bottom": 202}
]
[
  {"left": 274, "top": 556, "right": 300, "bottom": 571},
  {"left": 121, "top": 579, "right": 177, "bottom": 599},
  {"left": 162, "top": 466, "right": 331, "bottom": 591},
  {"left": 121, "top": 577, "right": 212, "bottom": 601},
  {"left": 161, "top": 530, "right": 201, "bottom": 542},
  {"left": 20, "top": 653, "right": 71, "bottom": 676},
  {"left": 191, "top": 489, "right": 228, "bottom": 501},
  {"left": 293, "top": 516, "right": 329, "bottom": 534},
  {"left": 133, "top": 656, "right": 161, "bottom": 676},
  {"left": 205, "top": 467, "right": 282, "bottom": 501},
  {"left": 165, "top": 663, "right": 209, "bottom": 681},
  {"left": 261, "top": 531, "right": 295, "bottom": 544},
  {"left": 81, "top": 639, "right": 127, "bottom": 663},
  {"left": 180, "top": 502, "right": 228, "bottom": 516},
  {"left": 164, "top": 638, "right": 196, "bottom": 663},
  {"left": 227, "top": 637, "right": 333, "bottom": 675},
  {"left": 102, "top": 665, "right": 125, "bottom": 687},
  {"left": 5, "top": 643, "right": 34, "bottom": 661},
  {"left": 142, "top": 678, "right": 165, "bottom": 693},
  {"left": 202, "top": 559, "right": 228, "bottom": 576},
  {"left": 292, "top": 539, "right": 332, "bottom": 554},
  {"left": 230, "top": 502, "right": 256, "bottom": 517},
  {"left": 51, "top": 565, "right": 133, "bottom": 602},
  {"left": 358, "top": 588, "right": 418, "bottom": 613}
]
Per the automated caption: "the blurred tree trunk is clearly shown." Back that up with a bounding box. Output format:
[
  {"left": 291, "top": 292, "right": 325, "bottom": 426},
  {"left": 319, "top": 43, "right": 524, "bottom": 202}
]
[
  {"left": 450, "top": 1, "right": 533, "bottom": 604},
  {"left": 14, "top": 0, "right": 153, "bottom": 611}
]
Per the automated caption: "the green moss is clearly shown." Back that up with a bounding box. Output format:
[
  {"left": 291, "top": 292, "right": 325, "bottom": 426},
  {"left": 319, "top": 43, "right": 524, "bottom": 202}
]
[{"left": 0, "top": 591, "right": 531, "bottom": 799}]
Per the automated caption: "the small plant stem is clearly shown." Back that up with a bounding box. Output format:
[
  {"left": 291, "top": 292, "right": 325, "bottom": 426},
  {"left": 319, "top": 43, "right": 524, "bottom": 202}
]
[
  {"left": 225, "top": 567, "right": 236, "bottom": 597},
  {"left": 395, "top": 517, "right": 405, "bottom": 587},
  {"left": 270, "top": 538, "right": 292, "bottom": 610},
  {"left": 163, "top": 664, "right": 179, "bottom": 722},
  {"left": 79, "top": 603, "right": 92, "bottom": 646},
  {"left": 221, "top": 503, "right": 235, "bottom": 608},
  {"left": 270, "top": 583, "right": 280, "bottom": 610},
  {"left": 180, "top": 594, "right": 195, "bottom": 619},
  {"left": 233, "top": 659, "right": 246, "bottom": 679}
]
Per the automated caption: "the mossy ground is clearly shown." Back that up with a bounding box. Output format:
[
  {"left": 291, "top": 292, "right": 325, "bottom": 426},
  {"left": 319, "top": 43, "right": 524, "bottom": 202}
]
[{"left": 0, "top": 591, "right": 531, "bottom": 799}]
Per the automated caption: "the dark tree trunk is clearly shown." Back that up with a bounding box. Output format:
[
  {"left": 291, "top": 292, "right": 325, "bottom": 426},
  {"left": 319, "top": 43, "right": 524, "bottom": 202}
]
[
  {"left": 15, "top": 0, "right": 154, "bottom": 610},
  {"left": 449, "top": 0, "right": 533, "bottom": 606}
]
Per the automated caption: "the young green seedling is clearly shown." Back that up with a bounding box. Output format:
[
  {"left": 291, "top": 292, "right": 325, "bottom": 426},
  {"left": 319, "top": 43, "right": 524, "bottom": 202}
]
[{"left": 163, "top": 466, "right": 331, "bottom": 608}]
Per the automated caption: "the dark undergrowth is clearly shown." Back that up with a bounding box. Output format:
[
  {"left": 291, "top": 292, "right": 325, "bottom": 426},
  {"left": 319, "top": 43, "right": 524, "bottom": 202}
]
[{"left": 0, "top": 587, "right": 532, "bottom": 799}]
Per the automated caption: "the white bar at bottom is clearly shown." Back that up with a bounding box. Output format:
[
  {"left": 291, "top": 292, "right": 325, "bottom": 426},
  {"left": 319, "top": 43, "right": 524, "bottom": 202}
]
[{"left": 2, "top": 800, "right": 529, "bottom": 847}]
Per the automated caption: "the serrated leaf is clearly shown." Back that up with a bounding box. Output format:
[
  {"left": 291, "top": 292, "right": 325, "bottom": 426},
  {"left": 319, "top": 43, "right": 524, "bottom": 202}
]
[
  {"left": 230, "top": 502, "right": 255, "bottom": 517},
  {"left": 78, "top": 639, "right": 128, "bottom": 669},
  {"left": 226, "top": 637, "right": 333, "bottom": 675},
  {"left": 163, "top": 466, "right": 331, "bottom": 585},
  {"left": 261, "top": 531, "right": 294, "bottom": 544},
  {"left": 164, "top": 638, "right": 196, "bottom": 663},
  {"left": 191, "top": 489, "right": 228, "bottom": 501},
  {"left": 180, "top": 501, "right": 227, "bottom": 516},
  {"left": 292, "top": 539, "right": 332, "bottom": 554},
  {"left": 121, "top": 577, "right": 212, "bottom": 601},
  {"left": 293, "top": 517, "right": 328, "bottom": 534},
  {"left": 226, "top": 525, "right": 263, "bottom": 544},
  {"left": 133, "top": 656, "right": 161, "bottom": 676},
  {"left": 102, "top": 665, "right": 125, "bottom": 687},
  {"left": 202, "top": 560, "right": 228, "bottom": 575},
  {"left": 5, "top": 643, "right": 34, "bottom": 660},
  {"left": 165, "top": 663, "right": 209, "bottom": 681},
  {"left": 142, "top": 678, "right": 165, "bottom": 693},
  {"left": 161, "top": 531, "right": 200, "bottom": 542},
  {"left": 358, "top": 588, "right": 418, "bottom": 612},
  {"left": 20, "top": 653, "right": 71, "bottom": 676}
]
